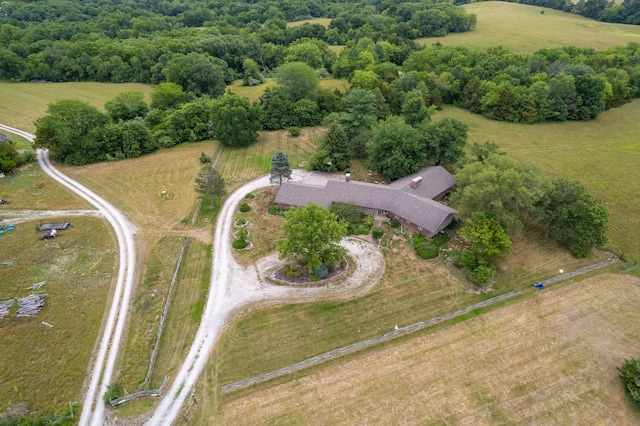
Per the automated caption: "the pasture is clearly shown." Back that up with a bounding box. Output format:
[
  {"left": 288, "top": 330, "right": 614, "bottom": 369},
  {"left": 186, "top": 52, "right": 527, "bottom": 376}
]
[
  {"left": 0, "top": 81, "right": 152, "bottom": 133},
  {"left": 417, "top": 1, "right": 640, "bottom": 53},
  {"left": 0, "top": 215, "right": 116, "bottom": 412},
  {"left": 432, "top": 100, "right": 640, "bottom": 261},
  {"left": 213, "top": 274, "right": 640, "bottom": 424},
  {"left": 286, "top": 18, "right": 332, "bottom": 28},
  {"left": 230, "top": 78, "right": 350, "bottom": 102}
]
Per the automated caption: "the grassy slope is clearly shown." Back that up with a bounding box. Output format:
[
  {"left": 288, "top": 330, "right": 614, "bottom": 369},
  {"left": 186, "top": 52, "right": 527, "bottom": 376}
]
[
  {"left": 0, "top": 81, "right": 153, "bottom": 133},
  {"left": 286, "top": 18, "right": 332, "bottom": 28},
  {"left": 215, "top": 274, "right": 640, "bottom": 424},
  {"left": 417, "top": 1, "right": 640, "bottom": 52},
  {"left": 433, "top": 100, "right": 640, "bottom": 261}
]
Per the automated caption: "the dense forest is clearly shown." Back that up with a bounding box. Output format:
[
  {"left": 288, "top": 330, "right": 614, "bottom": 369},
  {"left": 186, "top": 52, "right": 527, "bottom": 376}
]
[{"left": 2, "top": 0, "right": 638, "bottom": 166}]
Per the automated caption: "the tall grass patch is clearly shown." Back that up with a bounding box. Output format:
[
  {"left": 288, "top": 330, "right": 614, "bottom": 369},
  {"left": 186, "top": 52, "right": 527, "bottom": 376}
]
[{"left": 0, "top": 217, "right": 115, "bottom": 412}]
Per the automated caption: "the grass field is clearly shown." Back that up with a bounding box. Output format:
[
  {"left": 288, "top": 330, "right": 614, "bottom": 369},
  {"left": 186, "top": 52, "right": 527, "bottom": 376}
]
[
  {"left": 0, "top": 81, "right": 153, "bottom": 133},
  {"left": 115, "top": 237, "right": 211, "bottom": 417},
  {"left": 432, "top": 100, "right": 640, "bottom": 261},
  {"left": 0, "top": 216, "right": 115, "bottom": 412},
  {"left": 417, "top": 1, "right": 640, "bottom": 52},
  {"left": 286, "top": 18, "right": 332, "bottom": 28},
  {"left": 189, "top": 221, "right": 610, "bottom": 422},
  {"left": 229, "top": 78, "right": 350, "bottom": 102},
  {"left": 214, "top": 274, "right": 640, "bottom": 424},
  {"left": 0, "top": 163, "right": 88, "bottom": 210}
]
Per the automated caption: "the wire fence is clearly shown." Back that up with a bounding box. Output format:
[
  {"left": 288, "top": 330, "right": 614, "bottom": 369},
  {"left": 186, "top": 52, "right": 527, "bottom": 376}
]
[
  {"left": 221, "top": 289, "right": 523, "bottom": 393},
  {"left": 221, "top": 255, "right": 618, "bottom": 393}
]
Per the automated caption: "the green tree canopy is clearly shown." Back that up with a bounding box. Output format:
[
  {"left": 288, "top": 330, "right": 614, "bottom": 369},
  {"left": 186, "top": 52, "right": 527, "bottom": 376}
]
[
  {"left": 419, "top": 117, "right": 468, "bottom": 166},
  {"left": 150, "top": 82, "right": 189, "bottom": 111},
  {"left": 211, "top": 89, "right": 262, "bottom": 147},
  {"left": 308, "top": 123, "right": 351, "bottom": 172},
  {"left": 274, "top": 61, "right": 319, "bottom": 102},
  {"left": 368, "top": 115, "right": 424, "bottom": 180},
  {"left": 459, "top": 211, "right": 512, "bottom": 265},
  {"left": 452, "top": 155, "right": 549, "bottom": 231},
  {"left": 277, "top": 203, "right": 348, "bottom": 276},
  {"left": 536, "top": 178, "right": 608, "bottom": 257},
  {"left": 162, "top": 52, "right": 226, "bottom": 98},
  {"left": 104, "top": 90, "right": 149, "bottom": 122},
  {"left": 270, "top": 150, "right": 292, "bottom": 184},
  {"left": 34, "top": 99, "right": 109, "bottom": 165},
  {"left": 402, "top": 89, "right": 430, "bottom": 127},
  {"left": 195, "top": 164, "right": 226, "bottom": 208}
]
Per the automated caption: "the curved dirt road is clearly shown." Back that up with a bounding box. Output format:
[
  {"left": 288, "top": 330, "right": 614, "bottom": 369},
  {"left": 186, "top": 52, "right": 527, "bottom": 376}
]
[
  {"left": 147, "top": 173, "right": 385, "bottom": 425},
  {"left": 0, "top": 124, "right": 137, "bottom": 426}
]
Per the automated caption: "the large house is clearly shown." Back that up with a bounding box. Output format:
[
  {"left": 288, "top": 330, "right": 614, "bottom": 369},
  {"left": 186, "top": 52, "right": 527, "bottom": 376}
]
[{"left": 274, "top": 166, "right": 457, "bottom": 237}]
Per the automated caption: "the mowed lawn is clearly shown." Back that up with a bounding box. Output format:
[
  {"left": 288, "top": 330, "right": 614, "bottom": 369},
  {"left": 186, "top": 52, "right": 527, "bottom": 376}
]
[
  {"left": 433, "top": 100, "right": 640, "bottom": 261},
  {"left": 418, "top": 1, "right": 640, "bottom": 52},
  {"left": 214, "top": 274, "right": 640, "bottom": 425},
  {"left": 0, "top": 81, "right": 153, "bottom": 133}
]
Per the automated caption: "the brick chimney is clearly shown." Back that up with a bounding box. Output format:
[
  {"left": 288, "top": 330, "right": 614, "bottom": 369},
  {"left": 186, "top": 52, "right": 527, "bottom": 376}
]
[{"left": 411, "top": 176, "right": 423, "bottom": 189}]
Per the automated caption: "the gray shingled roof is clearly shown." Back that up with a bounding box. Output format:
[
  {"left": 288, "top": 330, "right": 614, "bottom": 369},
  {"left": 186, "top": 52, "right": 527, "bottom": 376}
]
[{"left": 274, "top": 166, "right": 457, "bottom": 235}]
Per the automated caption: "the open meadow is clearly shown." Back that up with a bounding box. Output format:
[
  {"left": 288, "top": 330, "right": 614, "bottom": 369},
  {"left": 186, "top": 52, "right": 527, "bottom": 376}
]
[
  {"left": 230, "top": 78, "right": 349, "bottom": 103},
  {"left": 418, "top": 1, "right": 640, "bottom": 52},
  {"left": 213, "top": 274, "right": 640, "bottom": 424},
  {"left": 0, "top": 81, "right": 152, "bottom": 133},
  {"left": 0, "top": 215, "right": 116, "bottom": 412},
  {"left": 433, "top": 100, "right": 640, "bottom": 261}
]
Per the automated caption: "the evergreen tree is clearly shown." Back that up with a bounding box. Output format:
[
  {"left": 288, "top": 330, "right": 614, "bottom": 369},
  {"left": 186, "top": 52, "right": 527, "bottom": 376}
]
[
  {"left": 270, "top": 150, "right": 292, "bottom": 184},
  {"left": 309, "top": 123, "right": 351, "bottom": 172}
]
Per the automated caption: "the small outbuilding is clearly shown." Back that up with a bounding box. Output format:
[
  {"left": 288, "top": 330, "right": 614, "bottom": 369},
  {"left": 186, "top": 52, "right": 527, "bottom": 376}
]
[{"left": 38, "top": 222, "right": 71, "bottom": 231}]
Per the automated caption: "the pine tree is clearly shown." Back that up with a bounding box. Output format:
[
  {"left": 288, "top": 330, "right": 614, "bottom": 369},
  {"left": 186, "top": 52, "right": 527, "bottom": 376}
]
[
  {"left": 195, "top": 165, "right": 226, "bottom": 207},
  {"left": 270, "top": 150, "right": 292, "bottom": 184}
]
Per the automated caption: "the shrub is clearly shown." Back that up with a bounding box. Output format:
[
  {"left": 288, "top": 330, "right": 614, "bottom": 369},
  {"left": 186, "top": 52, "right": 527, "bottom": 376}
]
[
  {"left": 235, "top": 218, "right": 247, "bottom": 226},
  {"left": 473, "top": 264, "right": 495, "bottom": 285},
  {"left": 283, "top": 264, "right": 301, "bottom": 279},
  {"left": 618, "top": 357, "right": 640, "bottom": 406},
  {"left": 315, "top": 263, "right": 329, "bottom": 278},
  {"left": 103, "top": 382, "right": 122, "bottom": 404},
  {"left": 288, "top": 126, "right": 301, "bottom": 137},
  {"left": 239, "top": 203, "right": 251, "bottom": 212},
  {"left": 268, "top": 203, "right": 286, "bottom": 216},
  {"left": 199, "top": 152, "right": 212, "bottom": 163},
  {"left": 236, "top": 227, "right": 248, "bottom": 240},
  {"left": 20, "top": 151, "right": 36, "bottom": 163},
  {"left": 390, "top": 220, "right": 400, "bottom": 229},
  {"left": 372, "top": 227, "right": 383, "bottom": 239},
  {"left": 232, "top": 239, "right": 247, "bottom": 249},
  {"left": 244, "top": 192, "right": 255, "bottom": 199},
  {"left": 410, "top": 234, "right": 439, "bottom": 259}
]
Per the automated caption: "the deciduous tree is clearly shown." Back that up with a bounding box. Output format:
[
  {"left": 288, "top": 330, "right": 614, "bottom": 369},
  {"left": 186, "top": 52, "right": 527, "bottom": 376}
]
[
  {"left": 195, "top": 165, "right": 226, "bottom": 208},
  {"left": 536, "top": 178, "right": 608, "bottom": 257},
  {"left": 368, "top": 115, "right": 424, "bottom": 180},
  {"left": 419, "top": 117, "right": 468, "bottom": 166},
  {"left": 211, "top": 89, "right": 261, "bottom": 147},
  {"left": 277, "top": 203, "right": 348, "bottom": 276},
  {"left": 105, "top": 90, "right": 149, "bottom": 122},
  {"left": 275, "top": 61, "right": 319, "bottom": 102},
  {"left": 459, "top": 212, "right": 512, "bottom": 265},
  {"left": 452, "top": 155, "right": 548, "bottom": 231}
]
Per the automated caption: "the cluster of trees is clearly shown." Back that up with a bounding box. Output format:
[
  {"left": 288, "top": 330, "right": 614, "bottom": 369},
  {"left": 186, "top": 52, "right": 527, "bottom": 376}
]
[
  {"left": 0, "top": 136, "right": 34, "bottom": 173},
  {"left": 452, "top": 143, "right": 608, "bottom": 283},
  {"left": 0, "top": 0, "right": 476, "bottom": 84},
  {"left": 33, "top": 85, "right": 261, "bottom": 165}
]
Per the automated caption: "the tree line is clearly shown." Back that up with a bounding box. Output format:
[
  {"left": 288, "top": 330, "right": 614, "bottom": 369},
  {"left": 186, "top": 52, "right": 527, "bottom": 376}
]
[{"left": 0, "top": 0, "right": 475, "bottom": 82}]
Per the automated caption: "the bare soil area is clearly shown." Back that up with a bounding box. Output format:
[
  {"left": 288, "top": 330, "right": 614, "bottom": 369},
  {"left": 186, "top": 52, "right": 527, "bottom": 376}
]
[{"left": 215, "top": 273, "right": 640, "bottom": 425}]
